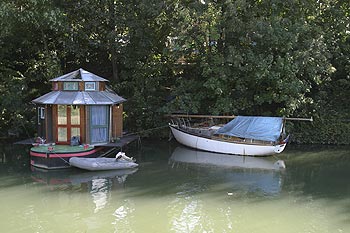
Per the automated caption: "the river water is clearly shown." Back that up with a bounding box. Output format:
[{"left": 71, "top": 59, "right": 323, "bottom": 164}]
[{"left": 0, "top": 141, "right": 349, "bottom": 233}]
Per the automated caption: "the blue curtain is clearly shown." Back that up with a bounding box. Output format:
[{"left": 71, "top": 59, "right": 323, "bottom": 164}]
[{"left": 91, "top": 106, "right": 108, "bottom": 143}]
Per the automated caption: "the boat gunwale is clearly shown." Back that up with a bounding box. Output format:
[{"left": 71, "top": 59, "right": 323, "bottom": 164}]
[
  {"left": 30, "top": 145, "right": 95, "bottom": 154},
  {"left": 169, "top": 124, "right": 282, "bottom": 147}
]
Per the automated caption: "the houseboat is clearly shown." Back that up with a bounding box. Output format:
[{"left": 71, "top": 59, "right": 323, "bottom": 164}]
[{"left": 30, "top": 68, "right": 128, "bottom": 169}]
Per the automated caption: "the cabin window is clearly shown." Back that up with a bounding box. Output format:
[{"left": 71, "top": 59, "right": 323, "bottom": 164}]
[
  {"left": 57, "top": 105, "right": 67, "bottom": 124},
  {"left": 85, "top": 82, "right": 97, "bottom": 91},
  {"left": 71, "top": 106, "right": 81, "bottom": 139},
  {"left": 37, "top": 107, "right": 45, "bottom": 125},
  {"left": 71, "top": 127, "right": 80, "bottom": 139},
  {"left": 56, "top": 105, "right": 81, "bottom": 143},
  {"left": 90, "top": 106, "right": 109, "bottom": 143},
  {"left": 39, "top": 107, "right": 45, "bottom": 119},
  {"left": 57, "top": 105, "right": 67, "bottom": 141},
  {"left": 58, "top": 128, "right": 67, "bottom": 141},
  {"left": 63, "top": 82, "right": 79, "bottom": 91},
  {"left": 71, "top": 106, "right": 80, "bottom": 125}
]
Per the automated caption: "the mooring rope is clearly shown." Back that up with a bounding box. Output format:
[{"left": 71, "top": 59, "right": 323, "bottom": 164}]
[
  {"left": 48, "top": 151, "right": 71, "bottom": 165},
  {"left": 120, "top": 124, "right": 170, "bottom": 149},
  {"left": 128, "top": 124, "right": 169, "bottom": 136}
]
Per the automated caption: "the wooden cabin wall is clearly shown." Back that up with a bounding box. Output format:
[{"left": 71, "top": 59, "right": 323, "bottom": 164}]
[
  {"left": 99, "top": 82, "right": 105, "bottom": 91},
  {"left": 46, "top": 105, "right": 53, "bottom": 142},
  {"left": 112, "top": 104, "right": 123, "bottom": 138},
  {"left": 52, "top": 82, "right": 59, "bottom": 91},
  {"left": 52, "top": 105, "right": 58, "bottom": 142},
  {"left": 41, "top": 104, "right": 122, "bottom": 144},
  {"left": 79, "top": 105, "right": 86, "bottom": 144},
  {"left": 79, "top": 82, "right": 84, "bottom": 91}
]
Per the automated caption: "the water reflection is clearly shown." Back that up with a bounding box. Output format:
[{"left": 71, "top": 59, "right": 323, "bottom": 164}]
[
  {"left": 31, "top": 167, "right": 138, "bottom": 186},
  {"left": 31, "top": 167, "right": 138, "bottom": 213},
  {"left": 169, "top": 146, "right": 285, "bottom": 170},
  {"left": 1, "top": 143, "right": 350, "bottom": 233},
  {"left": 169, "top": 197, "right": 203, "bottom": 232},
  {"left": 112, "top": 199, "right": 135, "bottom": 233},
  {"left": 169, "top": 146, "right": 285, "bottom": 196}
]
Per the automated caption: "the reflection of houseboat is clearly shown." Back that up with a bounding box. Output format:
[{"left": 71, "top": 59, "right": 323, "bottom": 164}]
[
  {"left": 31, "top": 167, "right": 138, "bottom": 186},
  {"left": 30, "top": 68, "right": 136, "bottom": 169},
  {"left": 31, "top": 167, "right": 138, "bottom": 214}
]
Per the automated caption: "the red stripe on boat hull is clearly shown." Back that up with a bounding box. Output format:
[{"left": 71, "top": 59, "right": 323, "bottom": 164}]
[{"left": 30, "top": 149, "right": 99, "bottom": 158}]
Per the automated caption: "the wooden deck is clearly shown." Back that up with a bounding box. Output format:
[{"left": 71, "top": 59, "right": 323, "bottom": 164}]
[{"left": 96, "top": 134, "right": 140, "bottom": 148}]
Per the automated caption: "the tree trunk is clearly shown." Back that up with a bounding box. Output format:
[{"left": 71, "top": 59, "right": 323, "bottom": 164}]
[{"left": 112, "top": 56, "right": 119, "bottom": 82}]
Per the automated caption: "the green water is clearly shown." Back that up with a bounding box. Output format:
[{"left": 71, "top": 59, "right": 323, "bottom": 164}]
[{"left": 0, "top": 141, "right": 349, "bottom": 233}]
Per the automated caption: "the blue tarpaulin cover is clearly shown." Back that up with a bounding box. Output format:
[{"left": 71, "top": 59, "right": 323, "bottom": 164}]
[{"left": 216, "top": 116, "right": 283, "bottom": 142}]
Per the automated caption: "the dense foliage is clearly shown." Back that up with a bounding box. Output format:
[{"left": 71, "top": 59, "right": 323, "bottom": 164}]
[{"left": 0, "top": 0, "right": 349, "bottom": 144}]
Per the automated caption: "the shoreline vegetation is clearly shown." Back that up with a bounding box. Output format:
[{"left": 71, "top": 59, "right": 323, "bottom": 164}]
[{"left": 1, "top": 1, "right": 349, "bottom": 145}]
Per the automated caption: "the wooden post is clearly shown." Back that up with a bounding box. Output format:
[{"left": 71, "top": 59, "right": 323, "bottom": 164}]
[
  {"left": 284, "top": 117, "right": 313, "bottom": 122},
  {"left": 112, "top": 104, "right": 123, "bottom": 138}
]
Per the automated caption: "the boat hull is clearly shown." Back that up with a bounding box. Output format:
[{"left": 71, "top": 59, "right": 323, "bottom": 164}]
[
  {"left": 69, "top": 157, "right": 138, "bottom": 171},
  {"left": 30, "top": 145, "right": 105, "bottom": 170},
  {"left": 169, "top": 125, "right": 287, "bottom": 156}
]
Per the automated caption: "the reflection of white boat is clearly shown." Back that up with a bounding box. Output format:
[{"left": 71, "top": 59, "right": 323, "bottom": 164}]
[
  {"left": 169, "top": 146, "right": 285, "bottom": 195},
  {"left": 169, "top": 146, "right": 285, "bottom": 170},
  {"left": 168, "top": 115, "right": 304, "bottom": 156},
  {"left": 69, "top": 155, "right": 138, "bottom": 171}
]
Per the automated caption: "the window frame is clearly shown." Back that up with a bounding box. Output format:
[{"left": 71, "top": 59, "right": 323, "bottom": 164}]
[
  {"left": 63, "top": 82, "right": 79, "bottom": 91},
  {"left": 85, "top": 82, "right": 97, "bottom": 91},
  {"left": 39, "top": 107, "right": 45, "bottom": 119}
]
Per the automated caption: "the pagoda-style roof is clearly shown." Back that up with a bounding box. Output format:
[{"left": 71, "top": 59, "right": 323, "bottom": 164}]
[
  {"left": 50, "top": 68, "right": 109, "bottom": 82},
  {"left": 32, "top": 88, "right": 126, "bottom": 105},
  {"left": 33, "top": 68, "right": 126, "bottom": 105}
]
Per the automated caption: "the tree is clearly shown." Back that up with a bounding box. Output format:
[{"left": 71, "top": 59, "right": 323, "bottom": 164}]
[
  {"left": 0, "top": 0, "right": 348, "bottom": 143},
  {"left": 164, "top": 1, "right": 336, "bottom": 117},
  {"left": 0, "top": 0, "right": 63, "bottom": 136}
]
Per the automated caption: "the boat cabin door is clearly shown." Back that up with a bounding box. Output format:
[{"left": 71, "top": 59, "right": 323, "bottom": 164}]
[{"left": 56, "top": 105, "right": 82, "bottom": 144}]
